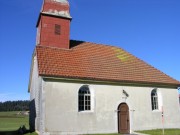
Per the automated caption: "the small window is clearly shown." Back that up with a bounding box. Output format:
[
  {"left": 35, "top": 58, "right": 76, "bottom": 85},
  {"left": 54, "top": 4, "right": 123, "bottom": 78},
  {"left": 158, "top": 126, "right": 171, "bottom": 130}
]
[
  {"left": 55, "top": 24, "right": 61, "bottom": 35},
  {"left": 78, "top": 85, "right": 91, "bottom": 111},
  {"left": 151, "top": 89, "right": 158, "bottom": 110}
]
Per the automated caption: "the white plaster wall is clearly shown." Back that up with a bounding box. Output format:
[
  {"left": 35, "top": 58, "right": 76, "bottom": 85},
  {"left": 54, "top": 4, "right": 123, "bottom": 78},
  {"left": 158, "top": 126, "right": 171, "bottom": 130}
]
[
  {"left": 29, "top": 55, "right": 42, "bottom": 132},
  {"left": 43, "top": 81, "right": 180, "bottom": 134},
  {"left": 129, "top": 87, "right": 180, "bottom": 130}
]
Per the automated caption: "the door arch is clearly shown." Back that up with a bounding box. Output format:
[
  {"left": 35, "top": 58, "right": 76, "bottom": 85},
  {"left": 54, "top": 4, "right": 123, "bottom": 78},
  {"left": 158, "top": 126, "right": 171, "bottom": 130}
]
[{"left": 118, "top": 103, "right": 130, "bottom": 134}]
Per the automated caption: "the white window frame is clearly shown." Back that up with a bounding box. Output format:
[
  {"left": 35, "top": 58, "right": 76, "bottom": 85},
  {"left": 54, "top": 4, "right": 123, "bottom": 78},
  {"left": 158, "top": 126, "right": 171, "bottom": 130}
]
[
  {"left": 151, "top": 90, "right": 158, "bottom": 110},
  {"left": 78, "top": 85, "right": 91, "bottom": 112}
]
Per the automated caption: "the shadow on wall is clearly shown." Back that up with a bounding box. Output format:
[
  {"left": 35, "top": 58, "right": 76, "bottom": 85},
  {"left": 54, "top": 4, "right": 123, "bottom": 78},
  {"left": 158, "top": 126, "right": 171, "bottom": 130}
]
[{"left": 29, "top": 99, "right": 36, "bottom": 132}]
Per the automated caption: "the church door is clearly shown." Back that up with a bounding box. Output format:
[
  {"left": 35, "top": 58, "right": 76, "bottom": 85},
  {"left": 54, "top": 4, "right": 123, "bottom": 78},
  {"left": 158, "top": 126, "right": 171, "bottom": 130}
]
[{"left": 118, "top": 103, "right": 130, "bottom": 134}]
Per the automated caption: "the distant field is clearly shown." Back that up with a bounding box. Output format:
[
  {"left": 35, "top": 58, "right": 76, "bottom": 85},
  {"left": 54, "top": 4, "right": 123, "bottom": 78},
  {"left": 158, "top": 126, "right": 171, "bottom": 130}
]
[{"left": 0, "top": 111, "right": 29, "bottom": 131}]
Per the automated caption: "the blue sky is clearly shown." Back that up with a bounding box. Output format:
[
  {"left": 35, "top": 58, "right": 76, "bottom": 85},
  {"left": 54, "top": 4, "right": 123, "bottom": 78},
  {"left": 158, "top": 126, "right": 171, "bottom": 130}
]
[{"left": 0, "top": 0, "right": 180, "bottom": 102}]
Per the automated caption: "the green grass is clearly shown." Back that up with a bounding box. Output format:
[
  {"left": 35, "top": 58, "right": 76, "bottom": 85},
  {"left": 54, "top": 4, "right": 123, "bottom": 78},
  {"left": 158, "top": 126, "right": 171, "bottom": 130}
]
[
  {"left": 86, "top": 129, "right": 180, "bottom": 135},
  {"left": 0, "top": 111, "right": 38, "bottom": 135},
  {"left": 137, "top": 129, "right": 180, "bottom": 135},
  {"left": 0, "top": 111, "right": 29, "bottom": 131},
  {"left": 87, "top": 134, "right": 120, "bottom": 135},
  {"left": 87, "top": 133, "right": 121, "bottom": 135}
]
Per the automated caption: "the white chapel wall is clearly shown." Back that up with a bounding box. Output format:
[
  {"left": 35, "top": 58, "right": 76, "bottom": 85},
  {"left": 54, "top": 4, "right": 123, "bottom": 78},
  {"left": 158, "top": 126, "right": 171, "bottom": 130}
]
[
  {"left": 29, "top": 55, "right": 42, "bottom": 132},
  {"left": 43, "top": 80, "right": 180, "bottom": 134}
]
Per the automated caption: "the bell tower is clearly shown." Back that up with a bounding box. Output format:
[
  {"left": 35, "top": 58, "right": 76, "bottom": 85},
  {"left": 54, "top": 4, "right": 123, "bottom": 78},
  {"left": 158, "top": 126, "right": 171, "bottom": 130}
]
[{"left": 36, "top": 0, "right": 72, "bottom": 49}]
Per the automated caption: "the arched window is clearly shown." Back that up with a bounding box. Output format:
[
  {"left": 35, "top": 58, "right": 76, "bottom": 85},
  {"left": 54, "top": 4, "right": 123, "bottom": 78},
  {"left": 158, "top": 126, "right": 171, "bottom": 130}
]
[
  {"left": 151, "top": 89, "right": 158, "bottom": 110},
  {"left": 78, "top": 85, "right": 91, "bottom": 111}
]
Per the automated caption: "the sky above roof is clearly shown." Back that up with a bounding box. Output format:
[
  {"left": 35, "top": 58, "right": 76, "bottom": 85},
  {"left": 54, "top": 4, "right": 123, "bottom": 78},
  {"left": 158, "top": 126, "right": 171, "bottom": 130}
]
[{"left": 0, "top": 0, "right": 180, "bottom": 102}]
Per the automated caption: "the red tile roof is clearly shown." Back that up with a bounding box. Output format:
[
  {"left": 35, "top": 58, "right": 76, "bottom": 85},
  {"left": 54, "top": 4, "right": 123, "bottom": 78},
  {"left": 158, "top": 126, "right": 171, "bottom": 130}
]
[{"left": 35, "top": 40, "right": 180, "bottom": 87}]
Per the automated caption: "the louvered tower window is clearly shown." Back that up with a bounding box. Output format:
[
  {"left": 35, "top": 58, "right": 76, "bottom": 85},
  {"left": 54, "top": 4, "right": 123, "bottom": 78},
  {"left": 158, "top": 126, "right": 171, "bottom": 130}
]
[{"left": 55, "top": 24, "right": 61, "bottom": 35}]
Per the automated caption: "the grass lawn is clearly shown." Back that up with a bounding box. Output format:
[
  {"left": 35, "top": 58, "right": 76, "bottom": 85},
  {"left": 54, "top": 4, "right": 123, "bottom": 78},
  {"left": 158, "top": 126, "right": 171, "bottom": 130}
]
[
  {"left": 0, "top": 111, "right": 37, "bottom": 135},
  {"left": 87, "top": 129, "right": 180, "bottom": 135},
  {"left": 87, "top": 134, "right": 121, "bottom": 135},
  {"left": 0, "top": 111, "right": 29, "bottom": 131},
  {"left": 137, "top": 129, "right": 180, "bottom": 135}
]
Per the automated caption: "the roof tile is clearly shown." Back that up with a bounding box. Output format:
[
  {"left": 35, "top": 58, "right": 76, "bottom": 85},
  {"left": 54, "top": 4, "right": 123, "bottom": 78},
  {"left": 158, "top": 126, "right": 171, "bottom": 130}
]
[{"left": 35, "top": 40, "right": 180, "bottom": 86}]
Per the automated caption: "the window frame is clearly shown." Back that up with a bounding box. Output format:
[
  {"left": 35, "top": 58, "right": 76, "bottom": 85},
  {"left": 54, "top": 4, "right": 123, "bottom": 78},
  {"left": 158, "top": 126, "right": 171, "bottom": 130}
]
[
  {"left": 78, "top": 85, "right": 91, "bottom": 112},
  {"left": 151, "top": 89, "right": 159, "bottom": 111}
]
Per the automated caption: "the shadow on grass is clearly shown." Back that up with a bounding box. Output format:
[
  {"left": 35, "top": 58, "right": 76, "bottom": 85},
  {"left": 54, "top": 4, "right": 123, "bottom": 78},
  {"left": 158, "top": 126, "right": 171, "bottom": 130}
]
[
  {"left": 0, "top": 130, "right": 33, "bottom": 135},
  {"left": 0, "top": 130, "right": 19, "bottom": 135},
  {"left": 0, "top": 126, "right": 32, "bottom": 135}
]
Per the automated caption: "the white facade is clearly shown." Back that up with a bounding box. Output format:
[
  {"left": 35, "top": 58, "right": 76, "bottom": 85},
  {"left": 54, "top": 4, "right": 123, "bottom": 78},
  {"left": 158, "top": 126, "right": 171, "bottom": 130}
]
[
  {"left": 29, "top": 57, "right": 180, "bottom": 135},
  {"left": 29, "top": 55, "right": 43, "bottom": 132}
]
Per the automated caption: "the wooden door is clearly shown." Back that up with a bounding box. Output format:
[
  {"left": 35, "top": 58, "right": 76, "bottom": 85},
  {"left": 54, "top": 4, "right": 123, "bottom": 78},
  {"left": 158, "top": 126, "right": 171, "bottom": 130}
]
[{"left": 118, "top": 103, "right": 130, "bottom": 134}]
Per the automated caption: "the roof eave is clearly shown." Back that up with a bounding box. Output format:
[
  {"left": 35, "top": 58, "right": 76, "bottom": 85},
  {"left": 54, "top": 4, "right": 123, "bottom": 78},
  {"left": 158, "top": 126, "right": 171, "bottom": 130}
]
[
  {"left": 39, "top": 74, "right": 180, "bottom": 89},
  {"left": 36, "top": 12, "right": 72, "bottom": 27}
]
